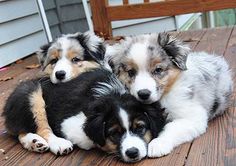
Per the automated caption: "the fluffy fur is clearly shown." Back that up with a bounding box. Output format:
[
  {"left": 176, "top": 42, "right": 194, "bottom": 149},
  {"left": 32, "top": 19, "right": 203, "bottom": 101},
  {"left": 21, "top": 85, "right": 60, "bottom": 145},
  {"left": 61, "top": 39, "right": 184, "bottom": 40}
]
[
  {"left": 37, "top": 31, "right": 105, "bottom": 83},
  {"left": 2, "top": 32, "right": 106, "bottom": 155},
  {"left": 3, "top": 69, "right": 166, "bottom": 162},
  {"left": 105, "top": 32, "right": 233, "bottom": 157}
]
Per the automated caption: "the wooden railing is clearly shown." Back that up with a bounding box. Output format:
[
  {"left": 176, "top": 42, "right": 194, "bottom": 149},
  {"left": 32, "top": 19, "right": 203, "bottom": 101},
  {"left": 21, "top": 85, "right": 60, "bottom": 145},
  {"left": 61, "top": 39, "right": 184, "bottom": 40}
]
[{"left": 90, "top": 0, "right": 236, "bottom": 39}]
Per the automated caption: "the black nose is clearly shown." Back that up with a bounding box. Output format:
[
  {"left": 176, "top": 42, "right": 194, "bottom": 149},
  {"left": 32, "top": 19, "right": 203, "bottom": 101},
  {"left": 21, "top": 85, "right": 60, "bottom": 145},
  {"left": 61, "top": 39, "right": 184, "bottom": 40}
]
[
  {"left": 55, "top": 70, "right": 66, "bottom": 80},
  {"left": 138, "top": 89, "right": 151, "bottom": 100},
  {"left": 125, "top": 147, "right": 139, "bottom": 159}
]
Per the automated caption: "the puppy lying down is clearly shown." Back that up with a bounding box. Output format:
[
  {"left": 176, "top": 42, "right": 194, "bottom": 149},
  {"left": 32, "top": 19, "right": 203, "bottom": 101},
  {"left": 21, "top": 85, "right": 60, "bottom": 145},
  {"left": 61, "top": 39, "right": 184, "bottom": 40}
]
[{"left": 3, "top": 68, "right": 166, "bottom": 163}]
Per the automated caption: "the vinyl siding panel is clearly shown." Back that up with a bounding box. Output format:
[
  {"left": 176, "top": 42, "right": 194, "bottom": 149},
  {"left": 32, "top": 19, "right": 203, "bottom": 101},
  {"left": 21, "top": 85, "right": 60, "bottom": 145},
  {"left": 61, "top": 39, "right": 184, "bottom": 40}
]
[
  {"left": 0, "top": 31, "right": 47, "bottom": 67},
  {"left": 0, "top": 0, "right": 47, "bottom": 67},
  {"left": 42, "top": 0, "right": 89, "bottom": 39}
]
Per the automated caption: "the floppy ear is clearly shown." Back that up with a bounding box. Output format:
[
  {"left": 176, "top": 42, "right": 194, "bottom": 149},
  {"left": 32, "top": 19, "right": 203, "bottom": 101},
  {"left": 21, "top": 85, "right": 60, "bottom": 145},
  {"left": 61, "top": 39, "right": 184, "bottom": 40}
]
[
  {"left": 158, "top": 32, "right": 190, "bottom": 70},
  {"left": 36, "top": 43, "right": 52, "bottom": 69},
  {"left": 84, "top": 101, "right": 107, "bottom": 146},
  {"left": 143, "top": 102, "right": 166, "bottom": 138},
  {"left": 76, "top": 31, "right": 105, "bottom": 62}
]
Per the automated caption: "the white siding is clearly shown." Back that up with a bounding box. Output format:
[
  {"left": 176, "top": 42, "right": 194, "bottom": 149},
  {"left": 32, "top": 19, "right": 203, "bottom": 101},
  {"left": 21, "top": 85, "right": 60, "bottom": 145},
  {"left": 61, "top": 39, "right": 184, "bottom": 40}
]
[{"left": 0, "top": 0, "right": 47, "bottom": 68}]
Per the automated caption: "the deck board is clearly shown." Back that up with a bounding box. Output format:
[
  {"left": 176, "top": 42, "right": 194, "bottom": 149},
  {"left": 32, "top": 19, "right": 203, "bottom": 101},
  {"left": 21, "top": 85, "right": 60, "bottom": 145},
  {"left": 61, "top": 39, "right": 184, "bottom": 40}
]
[{"left": 0, "top": 27, "right": 235, "bottom": 165}]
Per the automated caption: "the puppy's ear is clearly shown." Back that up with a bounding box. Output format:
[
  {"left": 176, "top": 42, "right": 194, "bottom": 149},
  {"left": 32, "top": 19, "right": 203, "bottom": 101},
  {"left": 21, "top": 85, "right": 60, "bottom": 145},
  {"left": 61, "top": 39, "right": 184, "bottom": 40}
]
[
  {"left": 84, "top": 100, "right": 107, "bottom": 146},
  {"left": 158, "top": 32, "right": 190, "bottom": 70},
  {"left": 143, "top": 102, "right": 166, "bottom": 138},
  {"left": 76, "top": 31, "right": 105, "bottom": 62},
  {"left": 36, "top": 43, "right": 51, "bottom": 69}
]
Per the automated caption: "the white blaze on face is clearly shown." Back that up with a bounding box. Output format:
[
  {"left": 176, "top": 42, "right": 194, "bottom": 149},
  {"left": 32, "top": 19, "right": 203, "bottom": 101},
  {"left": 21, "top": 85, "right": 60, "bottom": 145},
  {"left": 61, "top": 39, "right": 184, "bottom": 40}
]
[
  {"left": 118, "top": 108, "right": 147, "bottom": 162},
  {"left": 51, "top": 38, "right": 73, "bottom": 84},
  {"left": 128, "top": 43, "right": 159, "bottom": 103}
]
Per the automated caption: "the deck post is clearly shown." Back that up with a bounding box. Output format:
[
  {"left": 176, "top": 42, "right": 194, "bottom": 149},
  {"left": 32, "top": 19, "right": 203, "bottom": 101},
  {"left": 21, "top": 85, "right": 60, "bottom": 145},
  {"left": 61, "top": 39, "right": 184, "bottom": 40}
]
[{"left": 90, "top": 0, "right": 112, "bottom": 39}]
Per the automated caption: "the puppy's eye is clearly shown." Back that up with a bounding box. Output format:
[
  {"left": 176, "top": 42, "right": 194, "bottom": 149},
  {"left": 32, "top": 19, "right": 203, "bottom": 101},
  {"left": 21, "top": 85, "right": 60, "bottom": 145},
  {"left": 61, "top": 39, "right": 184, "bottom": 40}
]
[
  {"left": 133, "top": 125, "right": 146, "bottom": 135},
  {"left": 50, "top": 58, "right": 58, "bottom": 65},
  {"left": 72, "top": 57, "right": 81, "bottom": 63},
  {"left": 153, "top": 67, "right": 163, "bottom": 75},
  {"left": 127, "top": 69, "right": 136, "bottom": 78},
  {"left": 108, "top": 130, "right": 122, "bottom": 143}
]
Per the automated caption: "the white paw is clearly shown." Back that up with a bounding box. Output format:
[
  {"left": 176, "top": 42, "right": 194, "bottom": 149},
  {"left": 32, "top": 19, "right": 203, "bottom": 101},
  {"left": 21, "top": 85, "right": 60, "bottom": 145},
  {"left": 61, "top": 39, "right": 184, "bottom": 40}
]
[
  {"left": 48, "top": 134, "right": 73, "bottom": 155},
  {"left": 19, "top": 133, "right": 49, "bottom": 153},
  {"left": 148, "top": 138, "right": 173, "bottom": 158}
]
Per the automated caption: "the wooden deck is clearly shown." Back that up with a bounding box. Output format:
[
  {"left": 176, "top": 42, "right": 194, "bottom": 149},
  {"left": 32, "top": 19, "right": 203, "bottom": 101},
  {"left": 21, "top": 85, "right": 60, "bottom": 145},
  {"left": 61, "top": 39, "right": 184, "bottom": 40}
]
[{"left": 0, "top": 26, "right": 236, "bottom": 166}]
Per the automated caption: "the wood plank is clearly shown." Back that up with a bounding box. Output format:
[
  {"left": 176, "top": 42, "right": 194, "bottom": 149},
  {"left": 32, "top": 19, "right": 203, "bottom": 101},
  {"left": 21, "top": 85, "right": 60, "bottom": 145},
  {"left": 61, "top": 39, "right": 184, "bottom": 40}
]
[
  {"left": 106, "top": 0, "right": 236, "bottom": 21},
  {"left": 184, "top": 27, "right": 235, "bottom": 166},
  {"left": 224, "top": 26, "right": 236, "bottom": 69},
  {"left": 185, "top": 95, "right": 236, "bottom": 166},
  {"left": 194, "top": 27, "right": 233, "bottom": 55}
]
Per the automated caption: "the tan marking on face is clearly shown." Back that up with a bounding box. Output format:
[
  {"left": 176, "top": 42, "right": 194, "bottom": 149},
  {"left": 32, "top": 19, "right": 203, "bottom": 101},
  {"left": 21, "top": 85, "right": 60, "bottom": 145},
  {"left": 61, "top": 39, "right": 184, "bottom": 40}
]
[
  {"left": 71, "top": 61, "right": 100, "bottom": 79},
  {"left": 133, "top": 119, "right": 145, "bottom": 128},
  {"left": 100, "top": 139, "right": 117, "bottom": 153},
  {"left": 29, "top": 86, "right": 53, "bottom": 141},
  {"left": 149, "top": 57, "right": 162, "bottom": 70},
  {"left": 49, "top": 49, "right": 60, "bottom": 59},
  {"left": 162, "top": 67, "right": 181, "bottom": 96},
  {"left": 117, "top": 59, "right": 139, "bottom": 89},
  {"left": 143, "top": 130, "right": 152, "bottom": 143},
  {"left": 66, "top": 49, "right": 83, "bottom": 60},
  {"left": 43, "top": 64, "right": 53, "bottom": 75}
]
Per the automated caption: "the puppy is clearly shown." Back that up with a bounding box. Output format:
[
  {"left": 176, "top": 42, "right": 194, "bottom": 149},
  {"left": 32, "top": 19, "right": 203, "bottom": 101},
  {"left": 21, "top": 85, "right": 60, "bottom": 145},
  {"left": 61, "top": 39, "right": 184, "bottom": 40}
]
[
  {"left": 38, "top": 31, "right": 105, "bottom": 83},
  {"left": 3, "top": 32, "right": 105, "bottom": 155},
  {"left": 3, "top": 69, "right": 166, "bottom": 162},
  {"left": 105, "top": 32, "right": 233, "bottom": 157}
]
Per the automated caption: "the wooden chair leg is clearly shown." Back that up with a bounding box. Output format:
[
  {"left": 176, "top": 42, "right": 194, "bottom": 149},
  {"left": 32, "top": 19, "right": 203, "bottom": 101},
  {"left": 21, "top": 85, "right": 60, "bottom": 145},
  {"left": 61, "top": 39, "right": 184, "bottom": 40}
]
[{"left": 90, "top": 0, "right": 112, "bottom": 39}]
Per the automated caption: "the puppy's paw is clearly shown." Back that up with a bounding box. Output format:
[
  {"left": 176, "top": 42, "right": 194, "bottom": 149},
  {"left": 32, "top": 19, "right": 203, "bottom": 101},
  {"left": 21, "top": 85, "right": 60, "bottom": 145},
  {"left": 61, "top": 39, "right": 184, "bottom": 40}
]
[
  {"left": 19, "top": 133, "right": 49, "bottom": 153},
  {"left": 48, "top": 134, "right": 73, "bottom": 155},
  {"left": 148, "top": 138, "right": 173, "bottom": 158}
]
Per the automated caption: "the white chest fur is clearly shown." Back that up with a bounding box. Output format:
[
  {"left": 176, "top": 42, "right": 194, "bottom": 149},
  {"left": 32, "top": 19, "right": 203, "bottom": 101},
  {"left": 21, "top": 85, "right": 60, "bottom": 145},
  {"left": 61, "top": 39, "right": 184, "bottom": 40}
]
[{"left": 60, "top": 112, "right": 94, "bottom": 150}]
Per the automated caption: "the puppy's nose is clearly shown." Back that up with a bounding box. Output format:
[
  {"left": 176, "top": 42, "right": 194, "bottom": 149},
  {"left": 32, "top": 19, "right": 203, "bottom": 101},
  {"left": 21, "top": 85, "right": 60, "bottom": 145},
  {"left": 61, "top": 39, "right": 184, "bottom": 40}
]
[
  {"left": 138, "top": 89, "right": 151, "bottom": 100},
  {"left": 55, "top": 70, "right": 66, "bottom": 80},
  {"left": 125, "top": 147, "right": 139, "bottom": 159}
]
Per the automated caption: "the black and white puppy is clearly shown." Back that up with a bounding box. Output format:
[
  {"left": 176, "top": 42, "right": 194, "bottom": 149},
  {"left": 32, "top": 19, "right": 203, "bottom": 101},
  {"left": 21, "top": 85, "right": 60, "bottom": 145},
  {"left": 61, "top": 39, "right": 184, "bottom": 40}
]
[
  {"left": 105, "top": 33, "right": 233, "bottom": 157},
  {"left": 3, "top": 69, "right": 166, "bottom": 162}
]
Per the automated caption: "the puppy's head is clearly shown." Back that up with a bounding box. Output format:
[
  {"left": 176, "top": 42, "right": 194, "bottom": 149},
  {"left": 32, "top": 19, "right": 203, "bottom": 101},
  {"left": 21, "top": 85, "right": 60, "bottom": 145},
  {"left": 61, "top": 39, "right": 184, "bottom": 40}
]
[
  {"left": 37, "top": 31, "right": 105, "bottom": 83},
  {"left": 108, "top": 33, "right": 190, "bottom": 103},
  {"left": 84, "top": 94, "right": 165, "bottom": 162}
]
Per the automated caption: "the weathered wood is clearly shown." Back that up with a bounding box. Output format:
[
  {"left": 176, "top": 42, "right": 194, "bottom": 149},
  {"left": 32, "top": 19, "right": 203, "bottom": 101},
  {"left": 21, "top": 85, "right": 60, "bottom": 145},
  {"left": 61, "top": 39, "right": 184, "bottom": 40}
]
[
  {"left": 184, "top": 27, "right": 235, "bottom": 166},
  {"left": 194, "top": 27, "right": 233, "bottom": 55},
  {"left": 224, "top": 26, "right": 236, "bottom": 69},
  {"left": 0, "top": 27, "right": 236, "bottom": 165},
  {"left": 123, "top": 0, "right": 129, "bottom": 5},
  {"left": 90, "top": 0, "right": 112, "bottom": 39},
  {"left": 106, "top": 0, "right": 236, "bottom": 21}
]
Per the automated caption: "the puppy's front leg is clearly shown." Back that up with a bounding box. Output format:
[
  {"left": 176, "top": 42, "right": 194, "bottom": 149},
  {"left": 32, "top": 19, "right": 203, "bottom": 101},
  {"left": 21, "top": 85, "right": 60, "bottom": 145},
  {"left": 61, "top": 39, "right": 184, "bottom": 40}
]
[{"left": 148, "top": 106, "right": 208, "bottom": 157}]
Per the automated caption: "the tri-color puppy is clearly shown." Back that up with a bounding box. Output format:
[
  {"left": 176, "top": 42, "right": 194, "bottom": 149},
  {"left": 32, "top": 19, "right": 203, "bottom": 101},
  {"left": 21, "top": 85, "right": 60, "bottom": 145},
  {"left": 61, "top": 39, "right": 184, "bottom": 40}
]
[
  {"left": 38, "top": 31, "right": 105, "bottom": 83},
  {"left": 3, "top": 32, "right": 105, "bottom": 155},
  {"left": 3, "top": 69, "right": 166, "bottom": 162},
  {"left": 105, "top": 32, "right": 233, "bottom": 157}
]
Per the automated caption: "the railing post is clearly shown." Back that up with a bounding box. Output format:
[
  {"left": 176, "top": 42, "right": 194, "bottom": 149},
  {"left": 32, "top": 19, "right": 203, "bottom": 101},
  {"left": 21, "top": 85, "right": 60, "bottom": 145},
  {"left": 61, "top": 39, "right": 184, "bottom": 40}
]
[{"left": 90, "top": 0, "right": 112, "bottom": 39}]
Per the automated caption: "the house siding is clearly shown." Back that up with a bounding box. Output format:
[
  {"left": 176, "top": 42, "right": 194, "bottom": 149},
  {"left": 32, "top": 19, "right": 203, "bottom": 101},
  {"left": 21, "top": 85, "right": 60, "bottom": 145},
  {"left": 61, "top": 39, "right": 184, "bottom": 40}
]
[
  {"left": 42, "top": 0, "right": 89, "bottom": 39},
  {"left": 0, "top": 0, "right": 47, "bottom": 68}
]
